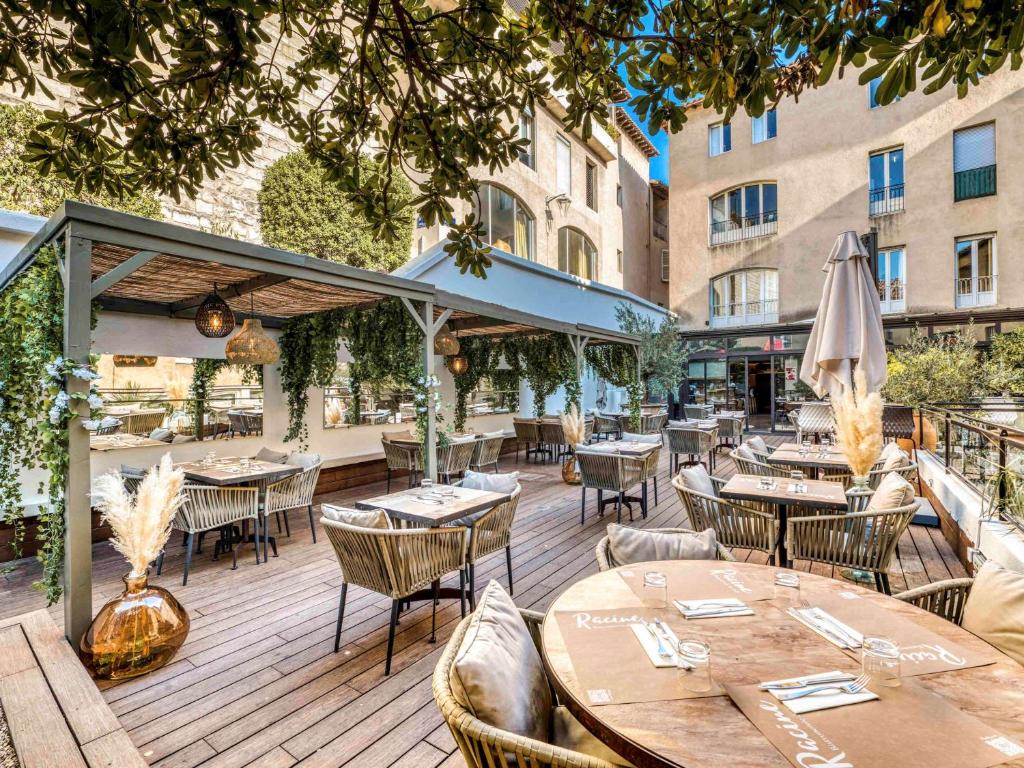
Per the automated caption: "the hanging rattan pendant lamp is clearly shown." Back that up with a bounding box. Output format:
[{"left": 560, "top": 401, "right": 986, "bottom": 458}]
[
  {"left": 194, "top": 284, "right": 235, "bottom": 338},
  {"left": 225, "top": 293, "right": 280, "bottom": 365}
]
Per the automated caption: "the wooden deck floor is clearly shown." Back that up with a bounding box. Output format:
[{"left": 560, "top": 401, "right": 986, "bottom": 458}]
[{"left": 0, "top": 437, "right": 967, "bottom": 768}]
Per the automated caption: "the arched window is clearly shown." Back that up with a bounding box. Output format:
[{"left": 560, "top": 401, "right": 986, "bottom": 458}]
[
  {"left": 473, "top": 184, "right": 535, "bottom": 261},
  {"left": 558, "top": 227, "right": 598, "bottom": 280},
  {"left": 709, "top": 268, "right": 778, "bottom": 327},
  {"left": 709, "top": 182, "right": 777, "bottom": 245}
]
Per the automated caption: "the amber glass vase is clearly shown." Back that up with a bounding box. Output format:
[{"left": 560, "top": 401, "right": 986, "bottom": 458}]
[
  {"left": 562, "top": 455, "right": 581, "bottom": 485},
  {"left": 80, "top": 570, "right": 190, "bottom": 680}
]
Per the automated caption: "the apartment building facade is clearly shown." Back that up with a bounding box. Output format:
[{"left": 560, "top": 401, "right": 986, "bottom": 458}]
[{"left": 668, "top": 68, "right": 1024, "bottom": 430}]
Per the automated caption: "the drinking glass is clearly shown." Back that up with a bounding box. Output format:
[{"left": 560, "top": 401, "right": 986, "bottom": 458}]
[
  {"left": 439, "top": 485, "right": 455, "bottom": 504},
  {"left": 773, "top": 571, "right": 802, "bottom": 607},
  {"left": 758, "top": 477, "right": 774, "bottom": 490},
  {"left": 675, "top": 639, "right": 712, "bottom": 693},
  {"left": 239, "top": 457, "right": 251, "bottom": 470},
  {"left": 641, "top": 571, "right": 667, "bottom": 609},
  {"left": 862, "top": 636, "right": 901, "bottom": 687},
  {"left": 420, "top": 478, "right": 433, "bottom": 491}
]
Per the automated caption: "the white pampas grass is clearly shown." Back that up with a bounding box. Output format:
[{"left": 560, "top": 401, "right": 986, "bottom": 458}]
[
  {"left": 92, "top": 453, "right": 185, "bottom": 576},
  {"left": 560, "top": 404, "right": 586, "bottom": 447},
  {"left": 832, "top": 367, "right": 884, "bottom": 478},
  {"left": 325, "top": 398, "right": 345, "bottom": 427}
]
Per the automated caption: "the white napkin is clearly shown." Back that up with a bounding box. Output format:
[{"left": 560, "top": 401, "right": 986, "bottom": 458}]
[
  {"left": 788, "top": 607, "right": 864, "bottom": 649},
  {"left": 629, "top": 623, "right": 676, "bottom": 667},
  {"left": 766, "top": 670, "right": 877, "bottom": 714},
  {"left": 674, "top": 598, "right": 754, "bottom": 619}
]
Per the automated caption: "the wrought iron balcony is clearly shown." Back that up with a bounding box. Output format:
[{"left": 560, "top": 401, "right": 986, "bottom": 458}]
[
  {"left": 709, "top": 211, "right": 778, "bottom": 246},
  {"left": 868, "top": 184, "right": 905, "bottom": 216}
]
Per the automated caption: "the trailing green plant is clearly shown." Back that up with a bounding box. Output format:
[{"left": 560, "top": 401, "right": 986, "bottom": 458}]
[
  {"left": 278, "top": 309, "right": 347, "bottom": 445},
  {"left": 584, "top": 342, "right": 641, "bottom": 429},
  {"left": 450, "top": 337, "right": 499, "bottom": 431},
  {"left": 513, "top": 334, "right": 575, "bottom": 417},
  {"left": 259, "top": 151, "right": 414, "bottom": 272},
  {"left": 882, "top": 326, "right": 987, "bottom": 407},
  {"left": 188, "top": 359, "right": 229, "bottom": 440},
  {"left": 489, "top": 369, "right": 521, "bottom": 413},
  {"left": 615, "top": 303, "right": 684, "bottom": 400},
  {"left": 0, "top": 245, "right": 102, "bottom": 601}
]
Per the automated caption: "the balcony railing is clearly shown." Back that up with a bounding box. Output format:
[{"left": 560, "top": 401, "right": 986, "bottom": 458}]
[
  {"left": 954, "top": 164, "right": 997, "bottom": 202},
  {"left": 877, "top": 278, "right": 905, "bottom": 314},
  {"left": 955, "top": 274, "right": 997, "bottom": 308},
  {"left": 709, "top": 298, "right": 779, "bottom": 328},
  {"left": 709, "top": 211, "right": 778, "bottom": 246},
  {"left": 868, "top": 184, "right": 905, "bottom": 216},
  {"left": 919, "top": 403, "right": 1024, "bottom": 536}
]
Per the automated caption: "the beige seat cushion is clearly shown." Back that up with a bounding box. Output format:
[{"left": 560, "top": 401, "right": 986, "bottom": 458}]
[
  {"left": 746, "top": 435, "right": 768, "bottom": 454},
  {"left": 255, "top": 446, "right": 288, "bottom": 464},
  {"left": 286, "top": 451, "right": 322, "bottom": 468},
  {"left": 881, "top": 446, "right": 910, "bottom": 471},
  {"left": 678, "top": 464, "right": 716, "bottom": 498},
  {"left": 866, "top": 472, "right": 915, "bottom": 511},
  {"left": 321, "top": 505, "right": 391, "bottom": 529},
  {"left": 462, "top": 471, "right": 519, "bottom": 494},
  {"left": 552, "top": 706, "right": 633, "bottom": 766},
  {"left": 962, "top": 561, "right": 1024, "bottom": 668},
  {"left": 382, "top": 429, "right": 415, "bottom": 442},
  {"left": 621, "top": 432, "right": 661, "bottom": 444},
  {"left": 449, "top": 581, "right": 552, "bottom": 743},
  {"left": 733, "top": 443, "right": 757, "bottom": 463},
  {"left": 607, "top": 524, "right": 718, "bottom": 566}
]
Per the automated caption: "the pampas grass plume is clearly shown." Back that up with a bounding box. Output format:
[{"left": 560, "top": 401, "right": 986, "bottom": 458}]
[
  {"left": 832, "top": 367, "right": 884, "bottom": 477},
  {"left": 560, "top": 404, "right": 586, "bottom": 447},
  {"left": 92, "top": 453, "right": 185, "bottom": 576}
]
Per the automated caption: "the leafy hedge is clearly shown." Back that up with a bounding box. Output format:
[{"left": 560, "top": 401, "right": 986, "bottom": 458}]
[{"left": 258, "top": 151, "right": 414, "bottom": 272}]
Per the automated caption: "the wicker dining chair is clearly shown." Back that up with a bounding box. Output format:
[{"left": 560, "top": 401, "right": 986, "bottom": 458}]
[
  {"left": 449, "top": 485, "right": 521, "bottom": 609},
  {"left": 470, "top": 435, "right": 505, "bottom": 473},
  {"left": 438, "top": 440, "right": 477, "bottom": 483},
  {"left": 593, "top": 413, "right": 621, "bottom": 441},
  {"left": 264, "top": 462, "right": 322, "bottom": 544},
  {"left": 796, "top": 402, "right": 836, "bottom": 443},
  {"left": 641, "top": 413, "right": 668, "bottom": 434},
  {"left": 671, "top": 474, "right": 780, "bottom": 563},
  {"left": 715, "top": 417, "right": 744, "bottom": 451},
  {"left": 785, "top": 502, "right": 919, "bottom": 594},
  {"left": 664, "top": 426, "right": 718, "bottom": 473},
  {"left": 433, "top": 607, "right": 623, "bottom": 768},
  {"left": 242, "top": 411, "right": 263, "bottom": 436},
  {"left": 576, "top": 449, "right": 645, "bottom": 525},
  {"left": 539, "top": 421, "right": 568, "bottom": 462},
  {"left": 513, "top": 418, "right": 545, "bottom": 463},
  {"left": 683, "top": 404, "right": 712, "bottom": 420},
  {"left": 729, "top": 447, "right": 793, "bottom": 478},
  {"left": 382, "top": 439, "right": 421, "bottom": 491},
  {"left": 595, "top": 528, "right": 736, "bottom": 570},
  {"left": 122, "top": 410, "right": 165, "bottom": 436},
  {"left": 894, "top": 578, "right": 975, "bottom": 625},
  {"left": 322, "top": 518, "right": 466, "bottom": 675},
  {"left": 156, "top": 484, "right": 261, "bottom": 585},
  {"left": 583, "top": 418, "right": 595, "bottom": 443},
  {"left": 822, "top": 461, "right": 917, "bottom": 491},
  {"left": 94, "top": 418, "right": 122, "bottom": 436}
]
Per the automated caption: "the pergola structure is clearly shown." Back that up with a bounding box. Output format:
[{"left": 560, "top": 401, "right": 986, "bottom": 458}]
[{"left": 0, "top": 201, "right": 639, "bottom": 644}]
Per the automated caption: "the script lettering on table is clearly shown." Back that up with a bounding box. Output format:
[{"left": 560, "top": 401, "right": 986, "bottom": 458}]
[
  {"left": 758, "top": 700, "right": 854, "bottom": 768},
  {"left": 711, "top": 567, "right": 755, "bottom": 596},
  {"left": 573, "top": 612, "right": 645, "bottom": 630},
  {"left": 900, "top": 643, "right": 966, "bottom": 668}
]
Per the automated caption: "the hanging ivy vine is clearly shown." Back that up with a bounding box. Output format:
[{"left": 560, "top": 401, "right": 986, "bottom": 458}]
[
  {"left": 585, "top": 342, "right": 641, "bottom": 430},
  {"left": 278, "top": 308, "right": 346, "bottom": 444},
  {"left": 0, "top": 245, "right": 102, "bottom": 601},
  {"left": 189, "top": 358, "right": 228, "bottom": 439},
  {"left": 512, "top": 334, "right": 576, "bottom": 417},
  {"left": 451, "top": 336, "right": 499, "bottom": 431}
]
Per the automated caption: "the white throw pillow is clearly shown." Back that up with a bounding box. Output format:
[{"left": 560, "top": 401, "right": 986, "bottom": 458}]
[
  {"left": 287, "top": 451, "right": 322, "bottom": 468},
  {"left": 149, "top": 428, "right": 173, "bottom": 443},
  {"left": 678, "top": 464, "right": 716, "bottom": 497},
  {"left": 961, "top": 561, "right": 1024, "bottom": 667},
  {"left": 621, "top": 432, "right": 661, "bottom": 444},
  {"left": 449, "top": 581, "right": 552, "bottom": 743},
  {"left": 733, "top": 443, "right": 757, "bottom": 463},
  {"left": 747, "top": 435, "right": 768, "bottom": 454},
  {"left": 255, "top": 446, "right": 288, "bottom": 464},
  {"left": 607, "top": 524, "right": 718, "bottom": 567},
  {"left": 321, "top": 505, "right": 391, "bottom": 529},
  {"left": 866, "top": 471, "right": 915, "bottom": 511},
  {"left": 449, "top": 434, "right": 477, "bottom": 444},
  {"left": 667, "top": 419, "right": 694, "bottom": 428},
  {"left": 462, "top": 470, "right": 519, "bottom": 494}
]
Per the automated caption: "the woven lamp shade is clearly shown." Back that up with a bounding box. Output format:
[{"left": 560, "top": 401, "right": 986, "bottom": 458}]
[
  {"left": 225, "top": 319, "right": 280, "bottom": 365},
  {"left": 434, "top": 328, "right": 460, "bottom": 356},
  {"left": 447, "top": 354, "right": 468, "bottom": 375},
  {"left": 194, "top": 292, "right": 235, "bottom": 337}
]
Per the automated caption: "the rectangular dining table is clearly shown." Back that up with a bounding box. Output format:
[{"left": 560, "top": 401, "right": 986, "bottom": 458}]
[
  {"left": 719, "top": 474, "right": 848, "bottom": 565},
  {"left": 767, "top": 446, "right": 852, "bottom": 477},
  {"left": 176, "top": 458, "right": 301, "bottom": 561},
  {"left": 90, "top": 434, "right": 167, "bottom": 451}
]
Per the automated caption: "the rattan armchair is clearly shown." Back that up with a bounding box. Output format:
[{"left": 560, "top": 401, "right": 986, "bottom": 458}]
[
  {"left": 593, "top": 413, "right": 621, "bottom": 441},
  {"left": 449, "top": 485, "right": 521, "bottom": 609},
  {"left": 434, "top": 608, "right": 620, "bottom": 768},
  {"left": 785, "top": 503, "right": 919, "bottom": 594},
  {"left": 264, "top": 462, "right": 322, "bottom": 545},
  {"left": 715, "top": 417, "right": 744, "bottom": 451},
  {"left": 729, "top": 448, "right": 793, "bottom": 478},
  {"left": 470, "top": 435, "right": 505, "bottom": 473},
  {"left": 894, "top": 578, "right": 975, "bottom": 625},
  {"left": 576, "top": 449, "right": 645, "bottom": 525},
  {"left": 122, "top": 409, "right": 165, "bottom": 435},
  {"left": 513, "top": 418, "right": 545, "bottom": 462},
  {"left": 822, "top": 461, "right": 917, "bottom": 490},
  {"left": 157, "top": 484, "right": 261, "bottom": 585},
  {"left": 641, "top": 412, "right": 668, "bottom": 434},
  {"left": 539, "top": 421, "right": 568, "bottom": 462},
  {"left": 438, "top": 440, "right": 477, "bottom": 483},
  {"left": 595, "top": 528, "right": 736, "bottom": 571},
  {"left": 664, "top": 426, "right": 718, "bottom": 473},
  {"left": 672, "top": 475, "right": 779, "bottom": 563},
  {"left": 322, "top": 519, "right": 467, "bottom": 675},
  {"left": 382, "top": 438, "right": 421, "bottom": 492},
  {"left": 684, "top": 404, "right": 713, "bottom": 420},
  {"left": 796, "top": 402, "right": 835, "bottom": 443}
]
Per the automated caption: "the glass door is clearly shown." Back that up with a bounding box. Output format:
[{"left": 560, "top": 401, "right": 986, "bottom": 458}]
[{"left": 727, "top": 358, "right": 747, "bottom": 414}]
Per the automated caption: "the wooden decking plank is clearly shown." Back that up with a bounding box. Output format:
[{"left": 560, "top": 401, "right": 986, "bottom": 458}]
[
  {"left": 82, "top": 728, "right": 150, "bottom": 768},
  {"left": 385, "top": 741, "right": 448, "bottom": 768},
  {"left": 0, "top": 625, "right": 36, "bottom": 679},
  {"left": 0, "top": 666, "right": 87, "bottom": 768}
]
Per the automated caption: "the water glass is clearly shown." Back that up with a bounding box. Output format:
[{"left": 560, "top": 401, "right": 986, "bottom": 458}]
[
  {"left": 675, "top": 639, "right": 712, "bottom": 693},
  {"left": 420, "top": 478, "right": 433, "bottom": 491},
  {"left": 239, "top": 457, "right": 251, "bottom": 470},
  {"left": 862, "top": 636, "right": 901, "bottom": 687},
  {"left": 641, "top": 571, "right": 668, "bottom": 609},
  {"left": 789, "top": 470, "right": 804, "bottom": 481},
  {"left": 439, "top": 485, "right": 455, "bottom": 504},
  {"left": 799, "top": 439, "right": 811, "bottom": 455}
]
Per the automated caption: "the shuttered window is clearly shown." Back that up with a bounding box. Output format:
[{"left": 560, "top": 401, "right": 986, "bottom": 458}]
[
  {"left": 556, "top": 136, "right": 571, "bottom": 196},
  {"left": 954, "top": 124, "right": 995, "bottom": 171}
]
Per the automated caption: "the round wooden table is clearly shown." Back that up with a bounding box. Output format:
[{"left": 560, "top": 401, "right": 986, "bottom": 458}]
[{"left": 541, "top": 561, "right": 1024, "bottom": 768}]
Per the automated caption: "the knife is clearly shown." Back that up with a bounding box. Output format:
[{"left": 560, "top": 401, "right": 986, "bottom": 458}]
[
  {"left": 809, "top": 608, "right": 862, "bottom": 648},
  {"left": 788, "top": 609, "right": 855, "bottom": 649},
  {"left": 758, "top": 673, "right": 856, "bottom": 690}
]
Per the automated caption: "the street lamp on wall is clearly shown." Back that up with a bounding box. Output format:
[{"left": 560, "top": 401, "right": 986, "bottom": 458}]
[{"left": 545, "top": 193, "right": 571, "bottom": 221}]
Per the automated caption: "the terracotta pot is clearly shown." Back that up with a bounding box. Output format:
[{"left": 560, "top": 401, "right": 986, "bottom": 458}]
[
  {"left": 80, "top": 569, "right": 189, "bottom": 680},
  {"left": 903, "top": 414, "right": 937, "bottom": 453},
  {"left": 561, "top": 456, "right": 581, "bottom": 485}
]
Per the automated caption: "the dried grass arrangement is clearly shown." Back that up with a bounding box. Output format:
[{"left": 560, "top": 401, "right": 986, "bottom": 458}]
[
  {"left": 832, "top": 368, "right": 884, "bottom": 479},
  {"left": 91, "top": 454, "right": 185, "bottom": 576},
  {"left": 560, "top": 404, "right": 586, "bottom": 447},
  {"left": 325, "top": 398, "right": 346, "bottom": 427}
]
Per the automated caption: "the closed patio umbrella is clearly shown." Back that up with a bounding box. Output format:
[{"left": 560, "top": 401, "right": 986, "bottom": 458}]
[{"left": 800, "top": 231, "right": 887, "bottom": 398}]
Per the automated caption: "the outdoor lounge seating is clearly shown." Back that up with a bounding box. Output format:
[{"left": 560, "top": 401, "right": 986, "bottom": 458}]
[
  {"left": 121, "top": 409, "right": 165, "bottom": 435},
  {"left": 438, "top": 439, "right": 477, "bottom": 483},
  {"left": 576, "top": 446, "right": 650, "bottom": 525},
  {"left": 539, "top": 420, "right": 569, "bottom": 462},
  {"left": 795, "top": 401, "right": 836, "bottom": 443},
  {"left": 729, "top": 445, "right": 793, "bottom": 478},
  {"left": 513, "top": 418, "right": 548, "bottom": 463},
  {"left": 593, "top": 412, "right": 621, "bottom": 440},
  {"left": 322, "top": 511, "right": 466, "bottom": 675},
  {"left": 715, "top": 415, "right": 744, "bottom": 451}
]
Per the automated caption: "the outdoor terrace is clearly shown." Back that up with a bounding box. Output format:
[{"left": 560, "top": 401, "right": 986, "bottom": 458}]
[{"left": 0, "top": 436, "right": 966, "bottom": 768}]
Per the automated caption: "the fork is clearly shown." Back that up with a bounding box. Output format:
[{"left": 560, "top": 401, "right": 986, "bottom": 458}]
[
  {"left": 643, "top": 622, "right": 673, "bottom": 659},
  {"left": 776, "top": 674, "right": 870, "bottom": 701}
]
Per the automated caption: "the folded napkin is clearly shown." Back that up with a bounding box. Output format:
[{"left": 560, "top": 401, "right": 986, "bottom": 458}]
[
  {"left": 785, "top": 482, "right": 809, "bottom": 494},
  {"left": 629, "top": 622, "right": 677, "bottom": 667},
  {"left": 764, "top": 670, "right": 877, "bottom": 714},
  {"left": 788, "top": 607, "right": 863, "bottom": 649},
  {"left": 675, "top": 598, "right": 754, "bottom": 619}
]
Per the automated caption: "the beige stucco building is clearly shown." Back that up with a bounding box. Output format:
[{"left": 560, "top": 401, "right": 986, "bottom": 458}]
[{"left": 668, "top": 67, "right": 1024, "bottom": 429}]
